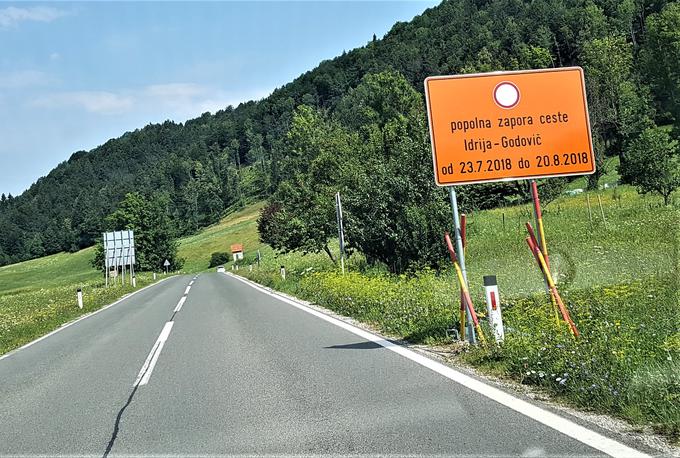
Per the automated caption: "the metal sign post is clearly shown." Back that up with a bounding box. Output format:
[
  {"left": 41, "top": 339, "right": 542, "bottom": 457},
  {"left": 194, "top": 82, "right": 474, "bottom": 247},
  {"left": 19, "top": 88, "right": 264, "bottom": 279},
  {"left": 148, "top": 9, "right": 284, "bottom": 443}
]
[
  {"left": 335, "top": 192, "right": 346, "bottom": 274},
  {"left": 164, "top": 259, "right": 170, "bottom": 274},
  {"left": 449, "top": 187, "right": 476, "bottom": 344}
]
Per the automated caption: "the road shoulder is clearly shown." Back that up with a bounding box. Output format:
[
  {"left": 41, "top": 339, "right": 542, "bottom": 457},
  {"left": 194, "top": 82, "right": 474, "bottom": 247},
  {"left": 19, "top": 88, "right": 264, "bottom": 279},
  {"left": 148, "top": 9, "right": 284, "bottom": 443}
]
[{"left": 226, "top": 271, "right": 677, "bottom": 457}]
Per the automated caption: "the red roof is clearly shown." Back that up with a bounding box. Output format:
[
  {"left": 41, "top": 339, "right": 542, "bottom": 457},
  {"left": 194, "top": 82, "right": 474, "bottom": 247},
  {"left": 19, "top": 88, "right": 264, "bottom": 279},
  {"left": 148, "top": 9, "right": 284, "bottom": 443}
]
[{"left": 230, "top": 243, "right": 243, "bottom": 253}]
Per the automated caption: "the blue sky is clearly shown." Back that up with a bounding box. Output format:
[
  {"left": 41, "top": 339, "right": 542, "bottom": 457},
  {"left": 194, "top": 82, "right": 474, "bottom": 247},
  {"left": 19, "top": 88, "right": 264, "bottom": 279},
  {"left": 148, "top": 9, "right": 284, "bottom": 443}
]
[{"left": 0, "top": 1, "right": 439, "bottom": 196}]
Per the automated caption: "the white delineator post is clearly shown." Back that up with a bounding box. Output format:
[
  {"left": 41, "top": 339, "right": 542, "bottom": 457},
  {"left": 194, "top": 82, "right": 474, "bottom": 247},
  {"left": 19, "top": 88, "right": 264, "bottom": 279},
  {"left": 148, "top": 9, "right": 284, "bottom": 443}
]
[
  {"left": 132, "top": 275, "right": 136, "bottom": 288},
  {"left": 77, "top": 288, "right": 83, "bottom": 309},
  {"left": 280, "top": 266, "right": 286, "bottom": 280},
  {"left": 483, "top": 275, "right": 504, "bottom": 342}
]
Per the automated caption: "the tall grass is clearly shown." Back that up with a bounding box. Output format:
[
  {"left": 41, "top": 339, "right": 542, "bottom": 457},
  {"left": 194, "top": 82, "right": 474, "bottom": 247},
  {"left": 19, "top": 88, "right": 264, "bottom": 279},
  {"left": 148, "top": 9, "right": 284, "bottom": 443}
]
[{"left": 0, "top": 273, "right": 157, "bottom": 355}]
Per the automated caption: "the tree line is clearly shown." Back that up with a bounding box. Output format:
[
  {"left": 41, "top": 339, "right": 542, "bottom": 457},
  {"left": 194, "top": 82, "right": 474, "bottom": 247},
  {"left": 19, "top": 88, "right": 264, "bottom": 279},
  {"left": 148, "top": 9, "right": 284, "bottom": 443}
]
[{"left": 0, "top": 0, "right": 678, "bottom": 268}]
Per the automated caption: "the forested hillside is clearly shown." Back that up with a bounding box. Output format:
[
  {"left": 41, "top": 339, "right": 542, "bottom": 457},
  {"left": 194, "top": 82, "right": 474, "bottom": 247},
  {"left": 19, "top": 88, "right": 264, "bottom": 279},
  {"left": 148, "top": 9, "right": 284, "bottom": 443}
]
[{"left": 1, "top": 0, "right": 678, "bottom": 267}]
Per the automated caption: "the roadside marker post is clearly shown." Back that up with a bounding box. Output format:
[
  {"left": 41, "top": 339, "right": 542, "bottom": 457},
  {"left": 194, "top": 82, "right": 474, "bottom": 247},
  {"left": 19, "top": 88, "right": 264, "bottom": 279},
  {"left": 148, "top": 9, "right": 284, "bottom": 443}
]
[
  {"left": 529, "top": 181, "right": 560, "bottom": 325},
  {"left": 129, "top": 247, "right": 135, "bottom": 286},
  {"left": 444, "top": 232, "right": 486, "bottom": 345},
  {"left": 526, "top": 236, "right": 579, "bottom": 337},
  {"left": 526, "top": 222, "right": 560, "bottom": 325},
  {"left": 597, "top": 194, "right": 607, "bottom": 225},
  {"left": 77, "top": 288, "right": 83, "bottom": 309},
  {"left": 280, "top": 265, "right": 286, "bottom": 280},
  {"left": 530, "top": 180, "right": 550, "bottom": 270},
  {"left": 483, "top": 276, "right": 504, "bottom": 342}
]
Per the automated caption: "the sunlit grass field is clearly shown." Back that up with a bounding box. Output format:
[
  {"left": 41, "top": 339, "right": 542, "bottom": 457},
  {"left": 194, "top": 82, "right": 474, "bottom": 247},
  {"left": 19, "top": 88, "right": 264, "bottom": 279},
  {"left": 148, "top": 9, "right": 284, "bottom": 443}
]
[
  {"left": 0, "top": 247, "right": 97, "bottom": 295},
  {"left": 178, "top": 202, "right": 265, "bottom": 273}
]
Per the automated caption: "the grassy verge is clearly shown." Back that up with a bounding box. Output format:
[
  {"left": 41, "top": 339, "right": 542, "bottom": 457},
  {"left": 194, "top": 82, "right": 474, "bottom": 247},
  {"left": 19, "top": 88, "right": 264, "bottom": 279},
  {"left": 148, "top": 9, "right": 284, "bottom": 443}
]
[
  {"left": 237, "top": 185, "right": 679, "bottom": 442},
  {"left": 0, "top": 272, "right": 159, "bottom": 355}
]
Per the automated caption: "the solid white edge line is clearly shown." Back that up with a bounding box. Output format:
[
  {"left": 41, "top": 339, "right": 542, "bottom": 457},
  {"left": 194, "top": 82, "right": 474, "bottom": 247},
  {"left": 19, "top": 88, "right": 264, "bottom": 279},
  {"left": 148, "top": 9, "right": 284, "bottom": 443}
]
[
  {"left": 135, "top": 321, "right": 174, "bottom": 386},
  {"left": 224, "top": 272, "right": 649, "bottom": 458},
  {"left": 174, "top": 296, "right": 187, "bottom": 313},
  {"left": 0, "top": 276, "right": 176, "bottom": 363}
]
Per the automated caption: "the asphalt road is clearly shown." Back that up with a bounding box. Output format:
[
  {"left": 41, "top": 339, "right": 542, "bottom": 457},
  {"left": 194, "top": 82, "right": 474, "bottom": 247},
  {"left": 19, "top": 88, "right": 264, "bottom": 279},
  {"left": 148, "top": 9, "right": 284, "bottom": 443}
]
[{"left": 0, "top": 273, "right": 649, "bottom": 456}]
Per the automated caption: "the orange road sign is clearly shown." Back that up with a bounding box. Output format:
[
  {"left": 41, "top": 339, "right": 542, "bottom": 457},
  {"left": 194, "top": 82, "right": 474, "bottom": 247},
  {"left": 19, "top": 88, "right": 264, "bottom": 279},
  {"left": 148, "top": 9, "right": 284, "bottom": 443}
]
[{"left": 425, "top": 67, "right": 595, "bottom": 186}]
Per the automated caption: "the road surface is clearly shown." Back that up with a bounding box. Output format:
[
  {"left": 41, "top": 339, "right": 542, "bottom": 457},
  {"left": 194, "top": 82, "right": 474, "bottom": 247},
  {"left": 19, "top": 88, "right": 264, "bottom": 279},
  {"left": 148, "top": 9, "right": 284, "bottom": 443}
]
[{"left": 0, "top": 273, "right": 650, "bottom": 456}]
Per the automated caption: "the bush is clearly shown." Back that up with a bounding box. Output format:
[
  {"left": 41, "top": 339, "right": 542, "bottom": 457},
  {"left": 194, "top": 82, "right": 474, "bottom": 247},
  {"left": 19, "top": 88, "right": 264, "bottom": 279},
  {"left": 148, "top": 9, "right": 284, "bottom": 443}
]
[
  {"left": 298, "top": 271, "right": 456, "bottom": 342},
  {"left": 209, "top": 252, "right": 230, "bottom": 268}
]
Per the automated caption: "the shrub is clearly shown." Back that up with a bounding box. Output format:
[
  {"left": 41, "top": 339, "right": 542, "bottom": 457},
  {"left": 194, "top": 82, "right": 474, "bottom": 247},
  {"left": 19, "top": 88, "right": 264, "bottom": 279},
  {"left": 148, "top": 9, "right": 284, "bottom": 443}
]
[{"left": 209, "top": 252, "right": 230, "bottom": 268}]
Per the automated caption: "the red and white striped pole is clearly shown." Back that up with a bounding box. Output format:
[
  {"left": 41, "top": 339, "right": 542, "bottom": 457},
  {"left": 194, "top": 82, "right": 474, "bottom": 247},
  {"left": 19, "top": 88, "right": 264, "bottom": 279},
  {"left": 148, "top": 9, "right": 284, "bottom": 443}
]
[{"left": 483, "top": 275, "right": 504, "bottom": 342}]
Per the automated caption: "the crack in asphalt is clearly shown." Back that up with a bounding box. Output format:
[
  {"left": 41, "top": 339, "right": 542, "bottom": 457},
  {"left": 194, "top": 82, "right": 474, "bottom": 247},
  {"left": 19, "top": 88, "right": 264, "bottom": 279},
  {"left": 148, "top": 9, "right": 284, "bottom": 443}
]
[{"left": 102, "top": 276, "right": 198, "bottom": 457}]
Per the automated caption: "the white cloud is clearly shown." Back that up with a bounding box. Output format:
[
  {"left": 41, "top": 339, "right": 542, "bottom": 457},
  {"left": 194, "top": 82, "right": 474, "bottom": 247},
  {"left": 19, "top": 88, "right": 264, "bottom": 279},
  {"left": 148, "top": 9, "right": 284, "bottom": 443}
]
[
  {"left": 0, "top": 70, "right": 51, "bottom": 88},
  {"left": 144, "top": 83, "right": 208, "bottom": 101},
  {"left": 0, "top": 6, "right": 68, "bottom": 28},
  {"left": 49, "top": 52, "right": 61, "bottom": 61},
  {"left": 141, "top": 83, "right": 272, "bottom": 115},
  {"left": 32, "top": 91, "right": 135, "bottom": 115},
  {"left": 30, "top": 84, "right": 273, "bottom": 118}
]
